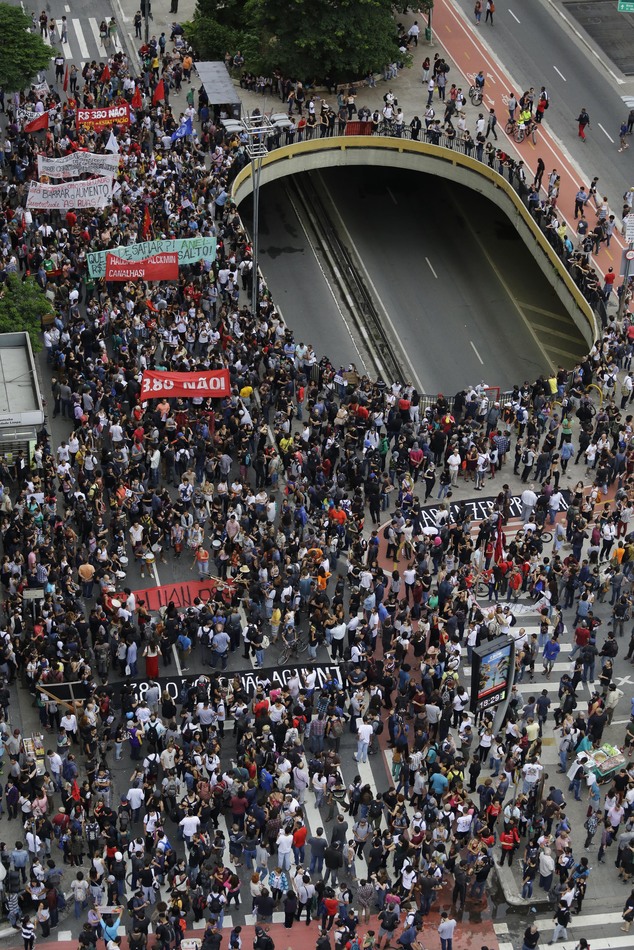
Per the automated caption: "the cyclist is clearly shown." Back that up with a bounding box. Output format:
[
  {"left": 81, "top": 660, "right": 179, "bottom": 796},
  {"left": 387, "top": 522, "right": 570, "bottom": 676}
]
[
  {"left": 281, "top": 624, "right": 300, "bottom": 654},
  {"left": 475, "top": 69, "right": 485, "bottom": 90},
  {"left": 517, "top": 106, "right": 536, "bottom": 139}
]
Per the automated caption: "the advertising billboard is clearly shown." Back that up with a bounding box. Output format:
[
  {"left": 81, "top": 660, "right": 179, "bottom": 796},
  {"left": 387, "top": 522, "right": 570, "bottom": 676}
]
[{"left": 470, "top": 634, "right": 515, "bottom": 714}]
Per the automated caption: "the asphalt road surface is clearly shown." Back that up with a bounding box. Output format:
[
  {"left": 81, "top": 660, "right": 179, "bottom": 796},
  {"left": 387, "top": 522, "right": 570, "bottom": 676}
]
[
  {"left": 255, "top": 166, "right": 586, "bottom": 394},
  {"left": 454, "top": 0, "right": 633, "bottom": 215}
]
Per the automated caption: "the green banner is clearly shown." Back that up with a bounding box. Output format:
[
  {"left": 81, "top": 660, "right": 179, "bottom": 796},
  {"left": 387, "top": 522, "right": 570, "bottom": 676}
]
[{"left": 87, "top": 236, "right": 217, "bottom": 278}]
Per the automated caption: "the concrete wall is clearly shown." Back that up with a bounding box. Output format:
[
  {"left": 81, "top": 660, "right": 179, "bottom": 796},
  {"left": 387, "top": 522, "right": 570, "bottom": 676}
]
[{"left": 231, "top": 136, "right": 598, "bottom": 351}]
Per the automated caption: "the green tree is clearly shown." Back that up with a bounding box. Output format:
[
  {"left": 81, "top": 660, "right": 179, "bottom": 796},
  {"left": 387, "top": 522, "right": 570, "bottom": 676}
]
[
  {"left": 0, "top": 4, "right": 52, "bottom": 92},
  {"left": 185, "top": 0, "right": 245, "bottom": 63},
  {"left": 245, "top": 0, "right": 404, "bottom": 80},
  {"left": 187, "top": 0, "right": 405, "bottom": 81},
  {"left": 0, "top": 275, "right": 53, "bottom": 352}
]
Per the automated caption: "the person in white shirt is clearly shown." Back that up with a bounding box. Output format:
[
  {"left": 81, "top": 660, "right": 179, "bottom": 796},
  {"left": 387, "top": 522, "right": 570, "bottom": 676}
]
[
  {"left": 179, "top": 811, "right": 200, "bottom": 842},
  {"left": 276, "top": 829, "right": 293, "bottom": 870},
  {"left": 354, "top": 718, "right": 374, "bottom": 764}
]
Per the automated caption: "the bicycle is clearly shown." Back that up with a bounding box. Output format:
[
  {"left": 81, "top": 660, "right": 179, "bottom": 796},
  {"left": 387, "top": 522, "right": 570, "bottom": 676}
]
[
  {"left": 514, "top": 122, "right": 537, "bottom": 145},
  {"left": 475, "top": 578, "right": 491, "bottom": 598},
  {"left": 280, "top": 635, "right": 308, "bottom": 664},
  {"left": 469, "top": 84, "right": 483, "bottom": 106}
]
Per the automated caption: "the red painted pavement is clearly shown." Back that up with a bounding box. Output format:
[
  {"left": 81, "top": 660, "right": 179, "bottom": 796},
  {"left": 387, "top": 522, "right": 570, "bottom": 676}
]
[
  {"left": 41, "top": 913, "right": 499, "bottom": 950},
  {"left": 434, "top": 0, "right": 630, "bottom": 298}
]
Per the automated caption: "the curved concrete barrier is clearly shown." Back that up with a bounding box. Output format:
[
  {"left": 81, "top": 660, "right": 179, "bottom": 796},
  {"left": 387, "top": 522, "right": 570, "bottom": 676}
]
[{"left": 231, "top": 136, "right": 598, "bottom": 354}]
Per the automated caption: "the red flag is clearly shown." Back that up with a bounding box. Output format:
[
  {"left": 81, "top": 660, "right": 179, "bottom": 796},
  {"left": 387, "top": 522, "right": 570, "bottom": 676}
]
[
  {"left": 24, "top": 112, "right": 49, "bottom": 133},
  {"left": 71, "top": 779, "right": 81, "bottom": 801},
  {"left": 63, "top": 64, "right": 69, "bottom": 93},
  {"left": 152, "top": 78, "right": 165, "bottom": 105},
  {"left": 131, "top": 85, "right": 142, "bottom": 110},
  {"left": 100, "top": 64, "right": 111, "bottom": 83},
  {"left": 141, "top": 204, "right": 152, "bottom": 239}
]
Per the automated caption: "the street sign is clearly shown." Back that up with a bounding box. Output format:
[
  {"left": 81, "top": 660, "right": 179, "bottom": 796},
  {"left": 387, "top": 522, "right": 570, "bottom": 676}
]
[
  {"left": 626, "top": 213, "right": 634, "bottom": 242},
  {"left": 618, "top": 0, "right": 634, "bottom": 12}
]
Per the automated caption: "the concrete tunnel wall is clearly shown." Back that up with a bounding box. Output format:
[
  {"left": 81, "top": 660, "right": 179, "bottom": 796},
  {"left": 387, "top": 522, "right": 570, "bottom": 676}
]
[{"left": 230, "top": 136, "right": 598, "bottom": 357}]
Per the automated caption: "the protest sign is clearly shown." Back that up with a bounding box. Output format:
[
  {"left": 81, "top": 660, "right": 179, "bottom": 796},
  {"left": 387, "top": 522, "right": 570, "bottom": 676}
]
[{"left": 26, "top": 176, "right": 113, "bottom": 210}]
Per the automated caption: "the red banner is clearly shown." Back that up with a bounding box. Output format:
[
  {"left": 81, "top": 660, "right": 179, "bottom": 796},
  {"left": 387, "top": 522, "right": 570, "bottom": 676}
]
[
  {"left": 131, "top": 577, "right": 234, "bottom": 612},
  {"left": 140, "top": 369, "right": 231, "bottom": 400},
  {"left": 106, "top": 252, "right": 178, "bottom": 281},
  {"left": 76, "top": 103, "right": 131, "bottom": 130},
  {"left": 345, "top": 121, "right": 373, "bottom": 136}
]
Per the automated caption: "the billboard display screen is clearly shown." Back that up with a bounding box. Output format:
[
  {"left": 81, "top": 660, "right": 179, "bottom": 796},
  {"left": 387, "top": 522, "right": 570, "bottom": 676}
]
[{"left": 470, "top": 635, "right": 514, "bottom": 714}]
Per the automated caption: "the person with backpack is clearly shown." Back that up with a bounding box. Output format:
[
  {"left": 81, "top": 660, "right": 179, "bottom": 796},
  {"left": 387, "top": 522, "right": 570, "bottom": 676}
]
[
  {"left": 253, "top": 926, "right": 275, "bottom": 950},
  {"left": 377, "top": 903, "right": 400, "bottom": 950}
]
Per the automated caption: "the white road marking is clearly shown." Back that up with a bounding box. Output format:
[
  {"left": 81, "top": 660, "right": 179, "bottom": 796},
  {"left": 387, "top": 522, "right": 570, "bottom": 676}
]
[
  {"left": 315, "top": 171, "right": 423, "bottom": 391},
  {"left": 425, "top": 256, "right": 438, "bottom": 278},
  {"left": 553, "top": 65, "right": 567, "bottom": 81},
  {"left": 62, "top": 40, "right": 72, "bottom": 59},
  {"left": 74, "top": 20, "right": 90, "bottom": 60},
  {"left": 508, "top": 9, "right": 520, "bottom": 22},
  {"left": 386, "top": 186, "right": 397, "bottom": 205},
  {"left": 88, "top": 17, "right": 107, "bottom": 56},
  {"left": 64, "top": 3, "right": 70, "bottom": 10},
  {"left": 598, "top": 122, "right": 614, "bottom": 142},
  {"left": 285, "top": 186, "right": 371, "bottom": 376},
  {"left": 470, "top": 340, "right": 484, "bottom": 364}
]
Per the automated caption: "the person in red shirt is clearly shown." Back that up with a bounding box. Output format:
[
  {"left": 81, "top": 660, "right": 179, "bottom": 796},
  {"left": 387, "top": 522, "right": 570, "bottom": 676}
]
[
  {"left": 293, "top": 822, "right": 308, "bottom": 863},
  {"left": 571, "top": 620, "right": 591, "bottom": 658},
  {"left": 329, "top": 504, "right": 347, "bottom": 527},
  {"left": 603, "top": 267, "right": 616, "bottom": 300},
  {"left": 486, "top": 798, "right": 502, "bottom": 830},
  {"left": 499, "top": 822, "right": 520, "bottom": 865}
]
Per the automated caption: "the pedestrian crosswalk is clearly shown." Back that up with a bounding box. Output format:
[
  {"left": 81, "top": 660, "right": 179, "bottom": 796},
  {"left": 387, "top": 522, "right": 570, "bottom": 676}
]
[
  {"left": 35, "top": 16, "right": 125, "bottom": 79},
  {"left": 495, "top": 909, "right": 633, "bottom": 950}
]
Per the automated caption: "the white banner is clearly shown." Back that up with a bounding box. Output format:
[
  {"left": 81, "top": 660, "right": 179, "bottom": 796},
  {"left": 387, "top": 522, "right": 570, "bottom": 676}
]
[
  {"left": 31, "top": 80, "right": 50, "bottom": 100},
  {"left": 17, "top": 106, "right": 57, "bottom": 124},
  {"left": 37, "top": 151, "right": 120, "bottom": 180},
  {"left": 26, "top": 176, "right": 113, "bottom": 210}
]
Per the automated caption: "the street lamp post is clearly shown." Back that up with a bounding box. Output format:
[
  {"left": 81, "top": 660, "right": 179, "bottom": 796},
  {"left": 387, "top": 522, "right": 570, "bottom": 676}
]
[
  {"left": 619, "top": 214, "right": 634, "bottom": 320},
  {"left": 241, "top": 111, "right": 273, "bottom": 318}
]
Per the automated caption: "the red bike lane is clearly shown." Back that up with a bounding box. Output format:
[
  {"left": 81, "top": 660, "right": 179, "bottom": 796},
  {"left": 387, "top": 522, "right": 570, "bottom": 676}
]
[{"left": 434, "top": 0, "right": 628, "bottom": 284}]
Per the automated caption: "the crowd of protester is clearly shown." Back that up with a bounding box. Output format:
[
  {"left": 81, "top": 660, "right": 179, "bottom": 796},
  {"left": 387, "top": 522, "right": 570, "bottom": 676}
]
[{"left": 0, "top": 26, "right": 633, "bottom": 950}]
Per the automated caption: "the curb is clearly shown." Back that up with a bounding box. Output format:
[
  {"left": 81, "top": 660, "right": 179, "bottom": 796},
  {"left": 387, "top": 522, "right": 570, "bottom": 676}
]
[{"left": 494, "top": 863, "right": 551, "bottom": 909}]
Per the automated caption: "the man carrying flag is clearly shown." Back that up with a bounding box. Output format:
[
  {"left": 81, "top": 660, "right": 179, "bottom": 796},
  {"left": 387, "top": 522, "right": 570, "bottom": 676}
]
[
  {"left": 131, "top": 85, "right": 142, "bottom": 110},
  {"left": 171, "top": 115, "right": 192, "bottom": 143}
]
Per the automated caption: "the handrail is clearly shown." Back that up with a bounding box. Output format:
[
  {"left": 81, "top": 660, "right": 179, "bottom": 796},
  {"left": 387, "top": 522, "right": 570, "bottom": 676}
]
[{"left": 231, "top": 135, "right": 599, "bottom": 351}]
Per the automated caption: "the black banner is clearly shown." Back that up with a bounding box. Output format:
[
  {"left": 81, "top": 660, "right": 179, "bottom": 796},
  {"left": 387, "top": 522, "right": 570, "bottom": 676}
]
[{"left": 125, "top": 661, "right": 344, "bottom": 701}]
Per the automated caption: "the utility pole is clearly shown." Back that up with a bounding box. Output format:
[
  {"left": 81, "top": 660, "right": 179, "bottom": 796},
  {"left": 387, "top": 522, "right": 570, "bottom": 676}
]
[
  {"left": 141, "top": 0, "right": 151, "bottom": 44},
  {"left": 619, "top": 213, "right": 634, "bottom": 320},
  {"left": 241, "top": 110, "right": 273, "bottom": 318}
]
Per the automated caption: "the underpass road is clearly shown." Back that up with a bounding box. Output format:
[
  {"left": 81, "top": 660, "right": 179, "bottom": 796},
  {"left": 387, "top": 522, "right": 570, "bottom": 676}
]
[
  {"left": 316, "top": 167, "right": 585, "bottom": 393},
  {"left": 245, "top": 182, "right": 366, "bottom": 371}
]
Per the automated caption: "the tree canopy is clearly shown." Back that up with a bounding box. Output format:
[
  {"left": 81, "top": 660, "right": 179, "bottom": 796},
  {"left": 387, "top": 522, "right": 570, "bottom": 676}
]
[
  {"left": 0, "top": 275, "right": 52, "bottom": 352},
  {"left": 0, "top": 4, "right": 52, "bottom": 92},
  {"left": 187, "top": 0, "right": 404, "bottom": 82}
]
